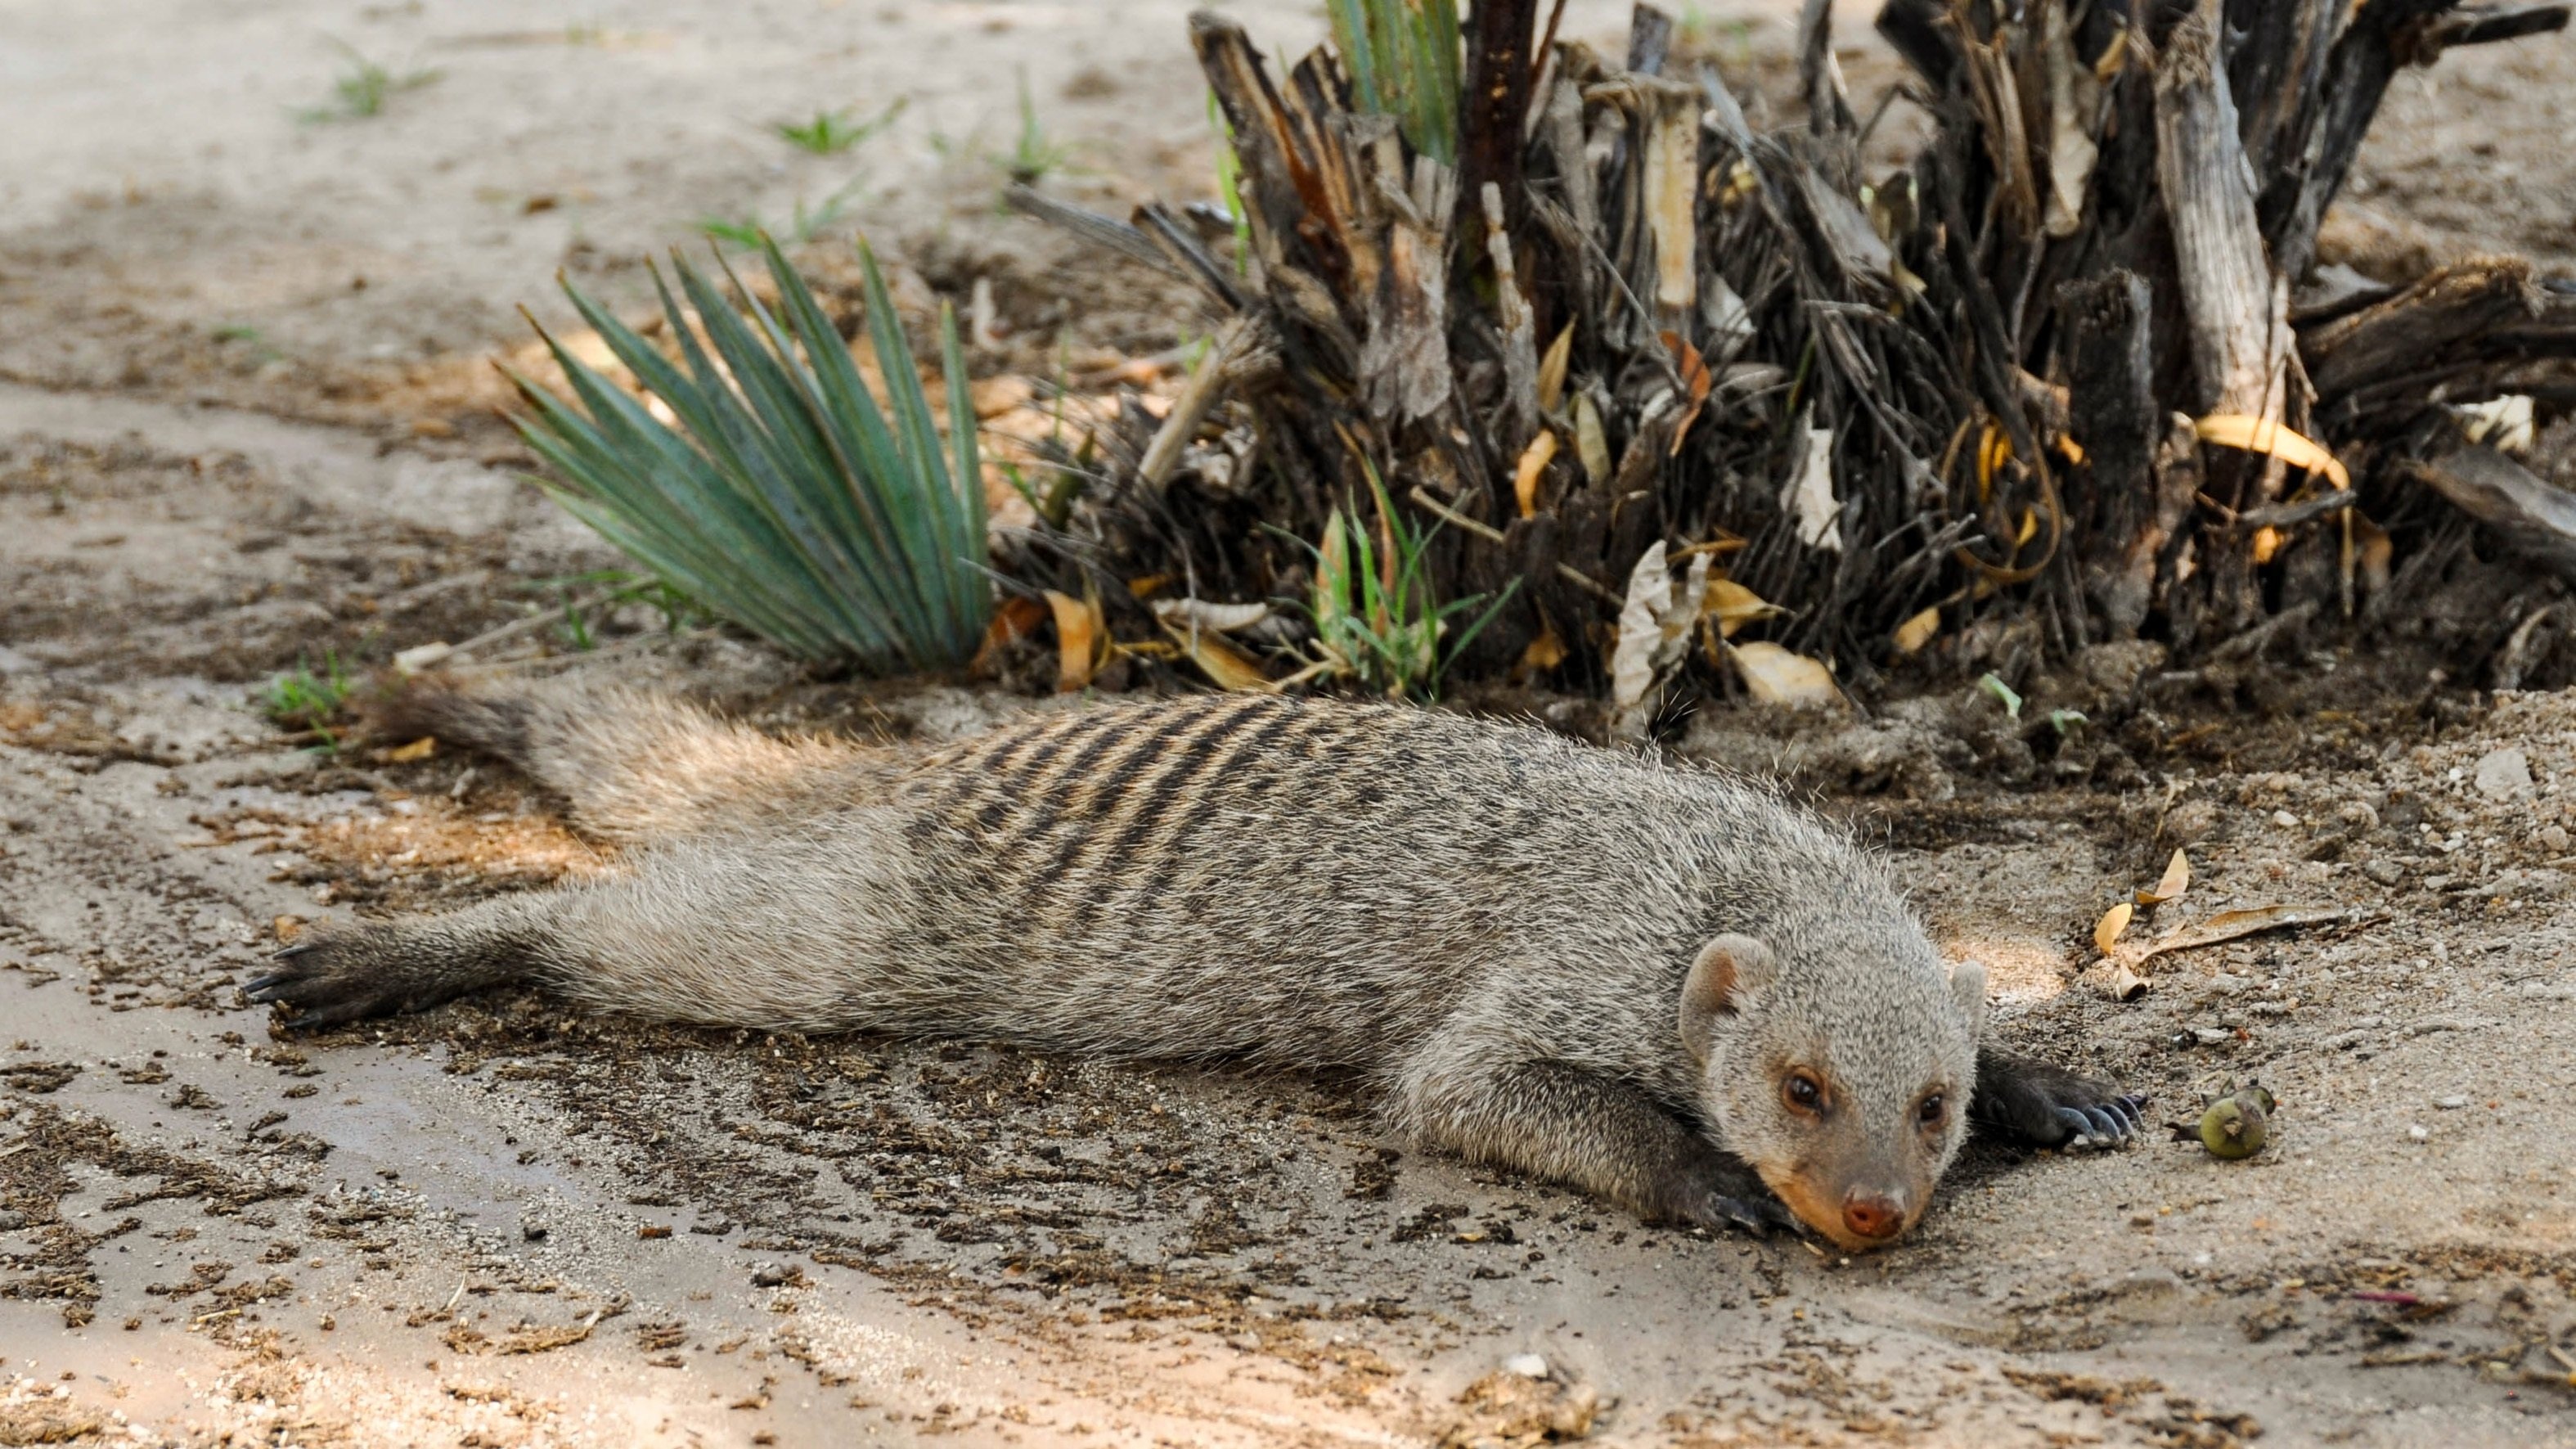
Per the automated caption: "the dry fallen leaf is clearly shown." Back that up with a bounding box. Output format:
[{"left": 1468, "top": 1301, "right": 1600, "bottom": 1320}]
[
  {"left": 2084, "top": 960, "right": 2148, "bottom": 1001},
  {"left": 2131, "top": 905, "right": 2358, "bottom": 965},
  {"left": 1572, "top": 392, "right": 1612, "bottom": 484},
  {"left": 1163, "top": 619, "right": 1275, "bottom": 692},
  {"left": 1703, "top": 578, "right": 1783, "bottom": 638},
  {"left": 1893, "top": 605, "right": 1942, "bottom": 654},
  {"left": 1729, "top": 641, "right": 1842, "bottom": 709},
  {"left": 1663, "top": 331, "right": 1714, "bottom": 455},
  {"left": 1513, "top": 430, "right": 1559, "bottom": 519},
  {"left": 2136, "top": 848, "right": 2191, "bottom": 907},
  {"left": 2093, "top": 901, "right": 2133, "bottom": 956},
  {"left": 1512, "top": 622, "right": 1567, "bottom": 684},
  {"left": 1610, "top": 542, "right": 1711, "bottom": 727},
  {"left": 1780, "top": 424, "right": 1842, "bottom": 551},
  {"left": 380, "top": 736, "right": 437, "bottom": 763},
  {"left": 1535, "top": 324, "right": 1574, "bottom": 413},
  {"left": 1151, "top": 598, "right": 1270, "bottom": 633},
  {"left": 970, "top": 595, "right": 1050, "bottom": 673},
  {"left": 2193, "top": 414, "right": 2350, "bottom": 489},
  {"left": 1043, "top": 587, "right": 1103, "bottom": 694}
]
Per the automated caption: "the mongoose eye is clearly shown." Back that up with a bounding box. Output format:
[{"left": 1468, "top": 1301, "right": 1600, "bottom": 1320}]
[
  {"left": 1917, "top": 1093, "right": 1947, "bottom": 1126},
  {"left": 1782, "top": 1072, "right": 1826, "bottom": 1115}
]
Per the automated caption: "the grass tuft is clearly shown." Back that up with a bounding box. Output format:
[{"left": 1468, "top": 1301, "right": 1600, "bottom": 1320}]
[
  {"left": 507, "top": 237, "right": 991, "bottom": 672},
  {"left": 1288, "top": 461, "right": 1514, "bottom": 700},
  {"left": 1002, "top": 68, "right": 1077, "bottom": 184},
  {"left": 775, "top": 100, "right": 906, "bottom": 155},
  {"left": 263, "top": 652, "right": 354, "bottom": 749},
  {"left": 298, "top": 39, "right": 439, "bottom": 124}
]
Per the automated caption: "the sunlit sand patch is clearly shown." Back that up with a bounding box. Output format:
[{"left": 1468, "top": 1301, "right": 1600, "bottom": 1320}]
[{"left": 1942, "top": 937, "right": 2069, "bottom": 1006}]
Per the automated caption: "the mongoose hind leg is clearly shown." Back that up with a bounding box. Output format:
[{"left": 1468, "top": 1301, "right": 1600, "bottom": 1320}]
[
  {"left": 1397, "top": 1055, "right": 1799, "bottom": 1236},
  {"left": 250, "top": 817, "right": 920, "bottom": 1034},
  {"left": 1973, "top": 1047, "right": 2148, "bottom": 1149},
  {"left": 247, "top": 901, "right": 550, "bottom": 1030}
]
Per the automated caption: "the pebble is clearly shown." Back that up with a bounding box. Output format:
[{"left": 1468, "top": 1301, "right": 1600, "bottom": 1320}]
[
  {"left": 2475, "top": 747, "right": 2534, "bottom": 802},
  {"left": 1504, "top": 1353, "right": 1551, "bottom": 1379},
  {"left": 2362, "top": 859, "right": 2404, "bottom": 886},
  {"left": 2272, "top": 809, "right": 2301, "bottom": 828},
  {"left": 2434, "top": 1095, "right": 2468, "bottom": 1110},
  {"left": 2407, "top": 1125, "right": 2430, "bottom": 1141},
  {"left": 2542, "top": 824, "right": 2571, "bottom": 854},
  {"left": 519, "top": 1216, "right": 548, "bottom": 1242}
]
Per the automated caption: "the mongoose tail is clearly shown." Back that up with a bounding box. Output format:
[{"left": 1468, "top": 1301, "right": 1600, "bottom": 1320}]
[
  {"left": 369, "top": 673, "right": 862, "bottom": 844},
  {"left": 255, "top": 687, "right": 2147, "bottom": 1249}
]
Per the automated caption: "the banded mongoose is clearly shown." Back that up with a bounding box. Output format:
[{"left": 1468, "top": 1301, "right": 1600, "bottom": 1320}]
[{"left": 249, "top": 682, "right": 2144, "bottom": 1250}]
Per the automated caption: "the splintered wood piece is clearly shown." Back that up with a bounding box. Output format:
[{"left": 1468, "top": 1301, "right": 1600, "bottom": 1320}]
[
  {"left": 1637, "top": 77, "right": 1702, "bottom": 314},
  {"left": 2411, "top": 447, "right": 2576, "bottom": 579}
]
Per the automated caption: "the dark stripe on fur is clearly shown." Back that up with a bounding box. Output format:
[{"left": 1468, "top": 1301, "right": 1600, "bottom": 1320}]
[
  {"left": 1104, "top": 700, "right": 1318, "bottom": 914},
  {"left": 1048, "top": 696, "right": 1288, "bottom": 933},
  {"left": 991, "top": 699, "right": 1255, "bottom": 916}
]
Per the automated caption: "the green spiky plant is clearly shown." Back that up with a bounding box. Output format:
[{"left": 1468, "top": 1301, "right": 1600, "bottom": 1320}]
[
  {"left": 507, "top": 238, "right": 990, "bottom": 671},
  {"left": 1326, "top": 0, "right": 1461, "bottom": 164}
]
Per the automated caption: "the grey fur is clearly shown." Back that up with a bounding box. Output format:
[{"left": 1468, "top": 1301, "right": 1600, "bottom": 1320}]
[{"left": 253, "top": 681, "right": 2139, "bottom": 1249}]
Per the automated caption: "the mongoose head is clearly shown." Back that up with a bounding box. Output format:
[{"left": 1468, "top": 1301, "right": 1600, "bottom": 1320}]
[{"left": 1679, "top": 929, "right": 1985, "bottom": 1251}]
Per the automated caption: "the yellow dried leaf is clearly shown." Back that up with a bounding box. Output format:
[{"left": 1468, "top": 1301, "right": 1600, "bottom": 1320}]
[
  {"left": 1729, "top": 642, "right": 1841, "bottom": 709},
  {"left": 2016, "top": 507, "right": 2039, "bottom": 547},
  {"left": 1164, "top": 621, "right": 1275, "bottom": 693},
  {"left": 2251, "top": 524, "right": 2283, "bottom": 564},
  {"left": 1126, "top": 574, "right": 1171, "bottom": 599},
  {"left": 1043, "top": 588, "right": 1101, "bottom": 694},
  {"left": 1572, "top": 393, "right": 1611, "bottom": 484},
  {"left": 380, "top": 736, "right": 437, "bottom": 763},
  {"left": 1976, "top": 423, "right": 2012, "bottom": 498},
  {"left": 1893, "top": 606, "right": 1942, "bottom": 655},
  {"left": 2136, "top": 848, "right": 2191, "bottom": 907},
  {"left": 1703, "top": 578, "right": 1783, "bottom": 638},
  {"left": 1513, "top": 623, "right": 1567, "bottom": 683},
  {"left": 272, "top": 915, "right": 306, "bottom": 943},
  {"left": 1535, "top": 324, "right": 1574, "bottom": 413},
  {"left": 2093, "top": 901, "right": 2133, "bottom": 956},
  {"left": 1513, "top": 430, "right": 1559, "bottom": 520},
  {"left": 2193, "top": 414, "right": 2350, "bottom": 489}
]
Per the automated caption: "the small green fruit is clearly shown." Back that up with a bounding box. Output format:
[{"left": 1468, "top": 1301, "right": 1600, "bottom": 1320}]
[{"left": 2198, "top": 1087, "right": 2275, "bottom": 1159}]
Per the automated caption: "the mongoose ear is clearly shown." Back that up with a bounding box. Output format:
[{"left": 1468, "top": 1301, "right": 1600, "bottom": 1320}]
[
  {"left": 1679, "top": 934, "right": 1775, "bottom": 1062},
  {"left": 1949, "top": 959, "right": 1989, "bottom": 1035}
]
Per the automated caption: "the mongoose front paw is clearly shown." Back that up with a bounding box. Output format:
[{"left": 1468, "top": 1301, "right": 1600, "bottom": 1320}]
[
  {"left": 1977, "top": 1056, "right": 2148, "bottom": 1150},
  {"left": 243, "top": 929, "right": 441, "bottom": 1030},
  {"left": 1648, "top": 1174, "right": 1806, "bottom": 1238},
  {"left": 1687, "top": 1192, "right": 1806, "bottom": 1238}
]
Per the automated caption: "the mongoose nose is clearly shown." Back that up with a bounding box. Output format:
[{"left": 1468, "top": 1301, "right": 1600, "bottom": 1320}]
[{"left": 1841, "top": 1192, "right": 1905, "bottom": 1241}]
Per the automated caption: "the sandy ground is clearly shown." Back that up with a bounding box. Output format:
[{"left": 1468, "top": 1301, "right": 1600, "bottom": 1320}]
[{"left": 6, "top": 2, "right": 2576, "bottom": 1445}]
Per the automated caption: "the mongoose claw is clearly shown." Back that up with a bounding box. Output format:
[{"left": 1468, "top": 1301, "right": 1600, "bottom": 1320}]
[
  {"left": 2049, "top": 1093, "right": 2151, "bottom": 1150},
  {"left": 1708, "top": 1195, "right": 1805, "bottom": 1237},
  {"left": 1976, "top": 1051, "right": 2148, "bottom": 1150},
  {"left": 241, "top": 932, "right": 410, "bottom": 1029}
]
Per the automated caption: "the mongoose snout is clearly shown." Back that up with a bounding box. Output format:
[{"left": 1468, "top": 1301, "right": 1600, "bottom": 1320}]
[
  {"left": 246, "top": 682, "right": 2147, "bottom": 1247},
  {"left": 1841, "top": 1191, "right": 1906, "bottom": 1244}
]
